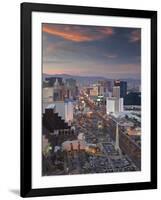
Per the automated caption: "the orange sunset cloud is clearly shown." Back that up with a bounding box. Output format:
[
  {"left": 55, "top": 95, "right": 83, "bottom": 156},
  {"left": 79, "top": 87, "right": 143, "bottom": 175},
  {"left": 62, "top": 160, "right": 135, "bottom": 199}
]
[{"left": 43, "top": 24, "right": 114, "bottom": 42}]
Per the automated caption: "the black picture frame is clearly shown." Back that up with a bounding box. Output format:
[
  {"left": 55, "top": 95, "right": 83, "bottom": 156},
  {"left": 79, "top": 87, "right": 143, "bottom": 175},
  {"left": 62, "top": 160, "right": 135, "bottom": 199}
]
[{"left": 21, "top": 2, "right": 157, "bottom": 197}]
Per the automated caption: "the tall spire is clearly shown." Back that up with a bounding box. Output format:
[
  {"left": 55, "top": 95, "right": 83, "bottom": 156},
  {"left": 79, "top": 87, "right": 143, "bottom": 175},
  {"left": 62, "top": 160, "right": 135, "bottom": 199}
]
[
  {"left": 115, "top": 122, "right": 119, "bottom": 150},
  {"left": 115, "top": 122, "right": 122, "bottom": 156}
]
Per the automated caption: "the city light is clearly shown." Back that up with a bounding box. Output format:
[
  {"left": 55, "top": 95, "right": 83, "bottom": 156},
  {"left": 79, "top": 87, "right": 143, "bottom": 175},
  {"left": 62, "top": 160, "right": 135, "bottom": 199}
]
[{"left": 42, "top": 24, "right": 141, "bottom": 176}]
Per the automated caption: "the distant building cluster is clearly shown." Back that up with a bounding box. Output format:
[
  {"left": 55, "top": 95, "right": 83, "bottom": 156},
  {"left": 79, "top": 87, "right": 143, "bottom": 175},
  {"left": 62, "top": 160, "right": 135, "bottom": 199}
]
[
  {"left": 80, "top": 78, "right": 141, "bottom": 114},
  {"left": 85, "top": 80, "right": 112, "bottom": 97},
  {"left": 106, "top": 81, "right": 126, "bottom": 114},
  {"left": 43, "top": 77, "right": 78, "bottom": 102},
  {"left": 43, "top": 77, "right": 78, "bottom": 125}
]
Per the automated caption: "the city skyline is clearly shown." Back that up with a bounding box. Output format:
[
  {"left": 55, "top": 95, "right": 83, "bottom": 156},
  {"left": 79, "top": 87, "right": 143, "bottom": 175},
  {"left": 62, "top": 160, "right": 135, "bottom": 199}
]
[
  {"left": 43, "top": 23, "right": 141, "bottom": 79},
  {"left": 42, "top": 23, "right": 141, "bottom": 176},
  {"left": 42, "top": 75, "right": 141, "bottom": 175}
]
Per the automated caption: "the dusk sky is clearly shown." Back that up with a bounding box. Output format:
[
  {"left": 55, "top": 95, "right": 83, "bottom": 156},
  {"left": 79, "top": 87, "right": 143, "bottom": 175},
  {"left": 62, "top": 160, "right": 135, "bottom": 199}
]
[{"left": 42, "top": 23, "right": 141, "bottom": 79}]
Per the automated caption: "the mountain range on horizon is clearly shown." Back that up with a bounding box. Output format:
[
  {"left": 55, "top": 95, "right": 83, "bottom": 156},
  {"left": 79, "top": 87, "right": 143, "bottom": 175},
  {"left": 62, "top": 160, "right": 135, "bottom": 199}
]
[{"left": 43, "top": 73, "right": 141, "bottom": 82}]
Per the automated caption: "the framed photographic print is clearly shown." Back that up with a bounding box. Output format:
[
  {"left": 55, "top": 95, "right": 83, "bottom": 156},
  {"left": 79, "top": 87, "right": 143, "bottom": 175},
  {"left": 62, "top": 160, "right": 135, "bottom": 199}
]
[{"left": 21, "top": 2, "right": 157, "bottom": 197}]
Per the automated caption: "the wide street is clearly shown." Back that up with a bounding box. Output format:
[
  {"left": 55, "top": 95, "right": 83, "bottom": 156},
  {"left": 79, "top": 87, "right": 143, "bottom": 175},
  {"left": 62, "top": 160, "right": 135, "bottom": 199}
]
[{"left": 63, "top": 92, "right": 138, "bottom": 175}]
